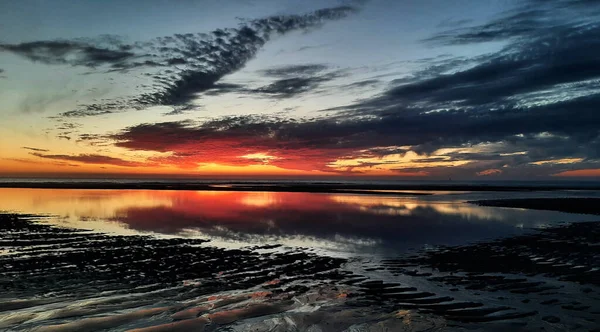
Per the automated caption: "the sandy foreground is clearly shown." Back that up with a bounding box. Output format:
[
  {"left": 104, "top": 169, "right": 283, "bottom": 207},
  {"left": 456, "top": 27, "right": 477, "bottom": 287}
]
[{"left": 0, "top": 197, "right": 599, "bottom": 331}]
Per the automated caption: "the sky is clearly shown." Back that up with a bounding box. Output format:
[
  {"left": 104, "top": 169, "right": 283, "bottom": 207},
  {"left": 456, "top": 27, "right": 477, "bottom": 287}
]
[{"left": 1, "top": 0, "right": 599, "bottom": 179}]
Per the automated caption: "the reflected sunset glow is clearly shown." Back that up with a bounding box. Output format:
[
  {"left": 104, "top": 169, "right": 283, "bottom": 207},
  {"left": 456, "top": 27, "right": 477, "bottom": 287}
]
[{"left": 2, "top": 188, "right": 596, "bottom": 253}]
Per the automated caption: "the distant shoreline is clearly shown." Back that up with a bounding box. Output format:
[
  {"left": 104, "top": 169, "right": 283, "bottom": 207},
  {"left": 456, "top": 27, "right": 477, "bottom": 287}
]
[
  {"left": 471, "top": 197, "right": 600, "bottom": 215},
  {"left": 1, "top": 181, "right": 600, "bottom": 194}
]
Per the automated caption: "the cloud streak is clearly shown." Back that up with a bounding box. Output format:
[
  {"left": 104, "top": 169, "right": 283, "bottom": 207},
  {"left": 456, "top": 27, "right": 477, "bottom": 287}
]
[
  {"left": 194, "top": 64, "right": 344, "bottom": 99},
  {"left": 254, "top": 73, "right": 341, "bottom": 98},
  {"left": 22, "top": 147, "right": 49, "bottom": 152},
  {"left": 425, "top": 0, "right": 600, "bottom": 45},
  {"left": 30, "top": 153, "right": 147, "bottom": 167},
  {"left": 0, "top": 40, "right": 136, "bottom": 68}
]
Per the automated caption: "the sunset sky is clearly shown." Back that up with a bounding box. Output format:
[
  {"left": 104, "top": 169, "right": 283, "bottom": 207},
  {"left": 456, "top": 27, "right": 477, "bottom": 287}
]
[{"left": 1, "top": 0, "right": 599, "bottom": 179}]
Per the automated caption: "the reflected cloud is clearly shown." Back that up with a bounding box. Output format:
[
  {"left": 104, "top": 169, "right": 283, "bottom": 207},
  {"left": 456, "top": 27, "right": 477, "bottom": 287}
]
[
  {"left": 239, "top": 192, "right": 280, "bottom": 207},
  {"left": 0, "top": 189, "right": 172, "bottom": 233},
  {"left": 0, "top": 188, "right": 593, "bottom": 253},
  {"left": 329, "top": 194, "right": 503, "bottom": 219}
]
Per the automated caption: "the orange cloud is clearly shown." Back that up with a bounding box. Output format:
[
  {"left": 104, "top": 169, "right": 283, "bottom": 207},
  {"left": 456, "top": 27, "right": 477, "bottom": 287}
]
[{"left": 476, "top": 168, "right": 502, "bottom": 176}]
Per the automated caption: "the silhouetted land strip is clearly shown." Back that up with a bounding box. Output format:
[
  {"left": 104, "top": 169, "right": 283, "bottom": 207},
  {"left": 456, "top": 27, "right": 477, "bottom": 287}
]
[
  {"left": 2, "top": 181, "right": 600, "bottom": 194},
  {"left": 472, "top": 198, "right": 600, "bottom": 215}
]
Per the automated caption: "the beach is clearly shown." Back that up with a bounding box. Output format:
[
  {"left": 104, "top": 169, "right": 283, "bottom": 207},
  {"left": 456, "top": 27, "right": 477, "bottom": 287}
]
[
  {"left": 0, "top": 186, "right": 599, "bottom": 331},
  {"left": 3, "top": 0, "right": 600, "bottom": 329}
]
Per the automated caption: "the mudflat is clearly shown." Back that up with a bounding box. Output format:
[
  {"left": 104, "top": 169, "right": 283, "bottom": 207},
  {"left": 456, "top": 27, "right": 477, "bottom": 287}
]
[{"left": 1, "top": 208, "right": 599, "bottom": 331}]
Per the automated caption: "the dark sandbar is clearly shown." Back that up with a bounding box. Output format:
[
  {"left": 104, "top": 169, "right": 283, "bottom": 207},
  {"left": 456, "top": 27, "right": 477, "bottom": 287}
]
[
  {"left": 2, "top": 181, "right": 600, "bottom": 194},
  {"left": 472, "top": 197, "right": 600, "bottom": 215},
  {"left": 379, "top": 220, "right": 600, "bottom": 329}
]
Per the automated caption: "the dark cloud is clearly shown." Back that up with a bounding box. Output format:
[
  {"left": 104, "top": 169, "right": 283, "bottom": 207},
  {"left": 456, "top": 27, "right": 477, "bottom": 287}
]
[
  {"left": 56, "top": 122, "right": 81, "bottom": 130},
  {"left": 76, "top": 133, "right": 112, "bottom": 147},
  {"left": 30, "top": 153, "right": 146, "bottom": 167},
  {"left": 260, "top": 64, "right": 329, "bottom": 77},
  {"left": 254, "top": 74, "right": 339, "bottom": 98},
  {"left": 202, "top": 83, "right": 247, "bottom": 96},
  {"left": 159, "top": 64, "right": 343, "bottom": 101},
  {"left": 370, "top": 27, "right": 596, "bottom": 112},
  {"left": 436, "top": 18, "right": 473, "bottom": 28},
  {"left": 295, "top": 43, "right": 331, "bottom": 52},
  {"left": 344, "top": 79, "right": 380, "bottom": 88},
  {"left": 316, "top": 0, "right": 600, "bottom": 164},
  {"left": 388, "top": 56, "right": 475, "bottom": 86},
  {"left": 56, "top": 5, "right": 358, "bottom": 117},
  {"left": 0, "top": 6, "right": 358, "bottom": 116},
  {"left": 0, "top": 41, "right": 136, "bottom": 68},
  {"left": 426, "top": 0, "right": 600, "bottom": 45},
  {"left": 250, "top": 64, "right": 344, "bottom": 98},
  {"left": 162, "top": 107, "right": 194, "bottom": 116},
  {"left": 22, "top": 146, "right": 49, "bottom": 152},
  {"left": 322, "top": 0, "right": 600, "bottom": 175},
  {"left": 141, "top": 6, "right": 355, "bottom": 105},
  {"left": 61, "top": 103, "right": 121, "bottom": 117},
  {"left": 426, "top": 9, "right": 545, "bottom": 45},
  {"left": 195, "top": 63, "right": 344, "bottom": 99},
  {"left": 78, "top": 134, "right": 99, "bottom": 141}
]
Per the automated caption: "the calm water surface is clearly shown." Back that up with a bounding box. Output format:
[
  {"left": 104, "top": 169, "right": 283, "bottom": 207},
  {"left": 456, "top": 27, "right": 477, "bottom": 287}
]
[
  {"left": 2, "top": 188, "right": 600, "bottom": 331},
  {"left": 0, "top": 188, "right": 596, "bottom": 255}
]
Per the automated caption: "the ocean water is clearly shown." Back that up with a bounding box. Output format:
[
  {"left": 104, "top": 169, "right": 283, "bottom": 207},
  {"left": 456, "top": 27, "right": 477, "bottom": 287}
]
[
  {"left": 1, "top": 187, "right": 599, "bottom": 331},
  {"left": 1, "top": 188, "right": 598, "bottom": 255}
]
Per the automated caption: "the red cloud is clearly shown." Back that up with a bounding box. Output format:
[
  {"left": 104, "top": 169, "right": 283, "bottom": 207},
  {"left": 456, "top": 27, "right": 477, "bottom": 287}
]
[
  {"left": 112, "top": 120, "right": 358, "bottom": 172},
  {"left": 31, "top": 153, "right": 148, "bottom": 167}
]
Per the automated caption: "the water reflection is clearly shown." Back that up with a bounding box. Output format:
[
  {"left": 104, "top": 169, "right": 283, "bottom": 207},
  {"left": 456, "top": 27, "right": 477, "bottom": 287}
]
[{"left": 0, "top": 188, "right": 595, "bottom": 254}]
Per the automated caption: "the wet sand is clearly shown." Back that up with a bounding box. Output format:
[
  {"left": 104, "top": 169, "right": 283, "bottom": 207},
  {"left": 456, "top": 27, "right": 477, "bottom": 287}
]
[
  {"left": 1, "top": 201, "right": 599, "bottom": 331},
  {"left": 2, "top": 214, "right": 449, "bottom": 331},
  {"left": 472, "top": 197, "right": 600, "bottom": 215},
  {"left": 0, "top": 214, "right": 358, "bottom": 331}
]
